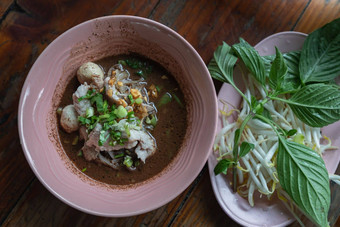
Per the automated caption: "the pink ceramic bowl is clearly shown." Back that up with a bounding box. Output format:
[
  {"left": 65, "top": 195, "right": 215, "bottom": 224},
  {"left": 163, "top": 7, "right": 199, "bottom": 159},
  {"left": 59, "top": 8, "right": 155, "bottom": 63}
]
[{"left": 18, "top": 15, "right": 217, "bottom": 216}]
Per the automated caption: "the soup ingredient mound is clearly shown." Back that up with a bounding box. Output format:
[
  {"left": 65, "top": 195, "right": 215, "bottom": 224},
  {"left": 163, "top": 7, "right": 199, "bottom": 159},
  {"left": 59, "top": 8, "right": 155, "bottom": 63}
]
[{"left": 60, "top": 61, "right": 158, "bottom": 171}]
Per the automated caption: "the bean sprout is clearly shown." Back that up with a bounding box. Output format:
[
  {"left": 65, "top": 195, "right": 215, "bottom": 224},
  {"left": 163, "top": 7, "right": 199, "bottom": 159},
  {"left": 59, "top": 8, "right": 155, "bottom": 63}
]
[{"left": 214, "top": 75, "right": 338, "bottom": 206}]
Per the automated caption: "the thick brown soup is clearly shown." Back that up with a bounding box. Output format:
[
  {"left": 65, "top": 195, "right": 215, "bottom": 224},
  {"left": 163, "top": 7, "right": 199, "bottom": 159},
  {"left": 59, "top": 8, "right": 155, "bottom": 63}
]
[{"left": 58, "top": 55, "right": 187, "bottom": 185}]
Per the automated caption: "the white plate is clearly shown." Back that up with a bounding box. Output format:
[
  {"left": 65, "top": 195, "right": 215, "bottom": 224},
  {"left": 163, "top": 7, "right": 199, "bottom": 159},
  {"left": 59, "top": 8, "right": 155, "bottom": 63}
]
[{"left": 208, "top": 32, "right": 340, "bottom": 226}]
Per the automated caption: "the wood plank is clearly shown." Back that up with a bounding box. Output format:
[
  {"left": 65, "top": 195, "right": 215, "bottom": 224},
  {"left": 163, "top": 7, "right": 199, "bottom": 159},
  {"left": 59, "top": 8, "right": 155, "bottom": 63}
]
[
  {"left": 170, "top": 166, "right": 240, "bottom": 226},
  {"left": 0, "top": 0, "right": 12, "bottom": 19},
  {"left": 2, "top": 0, "right": 340, "bottom": 226},
  {"left": 151, "top": 0, "right": 309, "bottom": 63},
  {"left": 294, "top": 0, "right": 340, "bottom": 34},
  {"left": 1, "top": 176, "right": 193, "bottom": 226},
  {"left": 0, "top": 0, "right": 158, "bottom": 224},
  {"left": 0, "top": 129, "right": 34, "bottom": 224}
]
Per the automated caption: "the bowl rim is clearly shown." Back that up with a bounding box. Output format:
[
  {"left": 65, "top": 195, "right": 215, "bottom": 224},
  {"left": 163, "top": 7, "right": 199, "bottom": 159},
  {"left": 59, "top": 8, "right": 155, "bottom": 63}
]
[{"left": 18, "top": 15, "right": 218, "bottom": 216}]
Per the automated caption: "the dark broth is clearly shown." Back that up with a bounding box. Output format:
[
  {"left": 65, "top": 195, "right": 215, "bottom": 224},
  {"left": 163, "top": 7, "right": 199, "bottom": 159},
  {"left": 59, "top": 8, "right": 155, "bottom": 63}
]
[{"left": 58, "top": 55, "right": 187, "bottom": 185}]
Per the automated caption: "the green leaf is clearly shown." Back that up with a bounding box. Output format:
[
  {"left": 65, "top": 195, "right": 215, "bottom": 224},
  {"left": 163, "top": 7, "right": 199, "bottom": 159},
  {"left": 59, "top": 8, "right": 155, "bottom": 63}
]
[
  {"left": 277, "top": 139, "right": 330, "bottom": 227},
  {"left": 78, "top": 89, "right": 95, "bottom": 101},
  {"left": 98, "top": 130, "right": 109, "bottom": 146},
  {"left": 125, "top": 57, "right": 153, "bottom": 78},
  {"left": 285, "top": 83, "right": 340, "bottom": 127},
  {"left": 299, "top": 18, "right": 340, "bottom": 83},
  {"left": 239, "top": 142, "right": 254, "bottom": 158},
  {"left": 123, "top": 155, "right": 133, "bottom": 168},
  {"left": 90, "top": 93, "right": 104, "bottom": 113},
  {"left": 232, "top": 38, "right": 266, "bottom": 85},
  {"left": 281, "top": 51, "right": 302, "bottom": 92},
  {"left": 250, "top": 95, "right": 264, "bottom": 114},
  {"left": 286, "top": 129, "right": 297, "bottom": 137},
  {"left": 269, "top": 47, "right": 288, "bottom": 91},
  {"left": 171, "top": 93, "right": 184, "bottom": 108},
  {"left": 208, "top": 42, "right": 238, "bottom": 85},
  {"left": 261, "top": 108, "right": 272, "bottom": 120},
  {"left": 78, "top": 116, "right": 91, "bottom": 125},
  {"left": 263, "top": 51, "right": 301, "bottom": 93},
  {"left": 157, "top": 92, "right": 172, "bottom": 108},
  {"left": 214, "top": 159, "right": 233, "bottom": 175}
]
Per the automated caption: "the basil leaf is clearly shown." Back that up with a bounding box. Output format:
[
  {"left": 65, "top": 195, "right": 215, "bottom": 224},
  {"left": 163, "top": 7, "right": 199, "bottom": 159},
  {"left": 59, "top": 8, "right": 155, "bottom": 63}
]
[
  {"left": 263, "top": 51, "right": 301, "bottom": 93},
  {"left": 214, "top": 159, "right": 233, "bottom": 175},
  {"left": 208, "top": 42, "right": 238, "bottom": 85},
  {"left": 285, "top": 83, "right": 340, "bottom": 127},
  {"left": 232, "top": 38, "right": 266, "bottom": 85},
  {"left": 281, "top": 51, "right": 302, "bottom": 92},
  {"left": 299, "top": 18, "right": 340, "bottom": 84},
  {"left": 269, "top": 47, "right": 288, "bottom": 91},
  {"left": 277, "top": 139, "right": 330, "bottom": 227},
  {"left": 239, "top": 142, "right": 254, "bottom": 158}
]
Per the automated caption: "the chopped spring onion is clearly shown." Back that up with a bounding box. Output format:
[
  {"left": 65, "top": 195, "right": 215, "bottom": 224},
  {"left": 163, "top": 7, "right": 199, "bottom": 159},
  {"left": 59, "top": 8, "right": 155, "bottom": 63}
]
[
  {"left": 98, "top": 130, "right": 109, "bottom": 146},
  {"left": 172, "top": 93, "right": 184, "bottom": 108},
  {"left": 136, "top": 70, "right": 145, "bottom": 78},
  {"left": 123, "top": 156, "right": 133, "bottom": 168},
  {"left": 115, "top": 105, "right": 128, "bottom": 119},
  {"left": 135, "top": 97, "right": 143, "bottom": 104},
  {"left": 78, "top": 89, "right": 95, "bottom": 101},
  {"left": 77, "top": 150, "right": 83, "bottom": 157},
  {"left": 150, "top": 115, "right": 157, "bottom": 127},
  {"left": 128, "top": 94, "right": 134, "bottom": 104},
  {"left": 86, "top": 107, "right": 94, "bottom": 118},
  {"left": 158, "top": 92, "right": 172, "bottom": 107},
  {"left": 81, "top": 168, "right": 87, "bottom": 172},
  {"left": 118, "top": 60, "right": 127, "bottom": 66},
  {"left": 114, "top": 153, "right": 124, "bottom": 158},
  {"left": 125, "top": 124, "right": 131, "bottom": 137}
]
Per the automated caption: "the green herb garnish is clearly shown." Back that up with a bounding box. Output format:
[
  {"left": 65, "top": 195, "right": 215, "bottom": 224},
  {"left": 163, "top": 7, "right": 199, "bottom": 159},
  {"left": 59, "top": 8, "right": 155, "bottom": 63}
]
[
  {"left": 209, "top": 18, "right": 340, "bottom": 227},
  {"left": 157, "top": 92, "right": 172, "bottom": 108},
  {"left": 123, "top": 155, "right": 133, "bottom": 168},
  {"left": 125, "top": 57, "right": 153, "bottom": 78},
  {"left": 77, "top": 89, "right": 140, "bottom": 147},
  {"left": 114, "top": 153, "right": 124, "bottom": 158}
]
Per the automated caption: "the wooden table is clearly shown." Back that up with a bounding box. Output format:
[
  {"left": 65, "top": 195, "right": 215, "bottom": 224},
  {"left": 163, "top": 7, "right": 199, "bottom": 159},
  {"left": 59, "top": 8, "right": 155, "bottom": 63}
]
[{"left": 1, "top": 0, "right": 339, "bottom": 226}]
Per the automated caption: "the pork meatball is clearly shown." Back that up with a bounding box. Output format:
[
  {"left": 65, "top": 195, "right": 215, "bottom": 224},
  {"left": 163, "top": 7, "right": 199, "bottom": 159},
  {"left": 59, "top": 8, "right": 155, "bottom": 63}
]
[
  {"left": 77, "top": 62, "right": 104, "bottom": 86},
  {"left": 60, "top": 105, "right": 79, "bottom": 133}
]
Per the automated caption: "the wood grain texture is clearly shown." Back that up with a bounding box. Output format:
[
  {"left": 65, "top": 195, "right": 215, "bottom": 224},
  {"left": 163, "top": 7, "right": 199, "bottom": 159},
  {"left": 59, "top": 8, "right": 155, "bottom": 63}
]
[
  {"left": 0, "top": 0, "right": 12, "bottom": 18},
  {"left": 151, "top": 0, "right": 309, "bottom": 62},
  {"left": 294, "top": 0, "right": 340, "bottom": 33},
  {"left": 1, "top": 0, "right": 340, "bottom": 226},
  {"left": 1, "top": 174, "right": 193, "bottom": 226},
  {"left": 0, "top": 0, "right": 158, "bottom": 225},
  {"left": 171, "top": 167, "right": 240, "bottom": 226}
]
